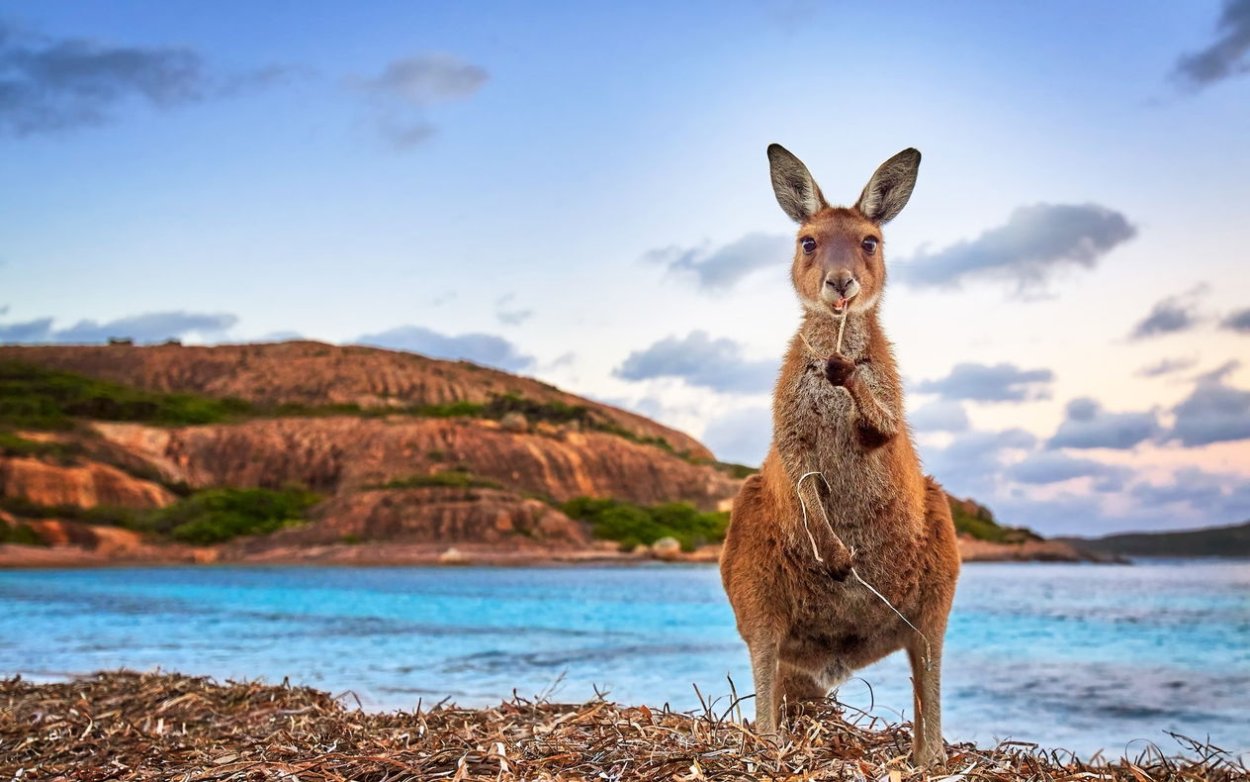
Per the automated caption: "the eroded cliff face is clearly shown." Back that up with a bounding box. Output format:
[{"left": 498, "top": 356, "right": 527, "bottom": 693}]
[
  {"left": 227, "top": 486, "right": 590, "bottom": 551},
  {"left": 1, "top": 342, "right": 745, "bottom": 564},
  {"left": 0, "top": 342, "right": 710, "bottom": 459},
  {"left": 4, "top": 412, "right": 736, "bottom": 563},
  {"left": 0, "top": 456, "right": 174, "bottom": 509},
  {"left": 91, "top": 418, "right": 736, "bottom": 509}
]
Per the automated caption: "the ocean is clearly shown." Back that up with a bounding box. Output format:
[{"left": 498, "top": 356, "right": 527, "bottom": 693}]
[{"left": 1, "top": 560, "right": 1246, "bottom": 760}]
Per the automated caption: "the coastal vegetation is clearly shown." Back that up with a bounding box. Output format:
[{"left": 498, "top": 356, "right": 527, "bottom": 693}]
[
  {"left": 560, "top": 497, "right": 729, "bottom": 551},
  {"left": 0, "top": 361, "right": 689, "bottom": 456},
  {"left": 371, "top": 469, "right": 503, "bottom": 491},
  {"left": 0, "top": 519, "right": 45, "bottom": 546},
  {"left": 1063, "top": 520, "right": 1250, "bottom": 558},
  {"left": 0, "top": 429, "right": 81, "bottom": 461},
  {"left": 0, "top": 360, "right": 251, "bottom": 429},
  {"left": 0, "top": 486, "right": 320, "bottom": 545},
  {"left": 948, "top": 496, "right": 1041, "bottom": 543},
  {"left": 130, "top": 487, "right": 321, "bottom": 544}
]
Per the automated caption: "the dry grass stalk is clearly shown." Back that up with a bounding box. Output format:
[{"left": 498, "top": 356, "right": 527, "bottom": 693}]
[{"left": 1, "top": 671, "right": 1243, "bottom": 781}]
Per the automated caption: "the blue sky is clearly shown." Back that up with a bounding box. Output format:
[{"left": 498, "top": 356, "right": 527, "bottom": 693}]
[{"left": 2, "top": 0, "right": 1249, "bottom": 534}]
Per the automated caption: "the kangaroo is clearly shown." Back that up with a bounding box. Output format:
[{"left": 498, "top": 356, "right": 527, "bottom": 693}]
[{"left": 720, "top": 144, "right": 961, "bottom": 767}]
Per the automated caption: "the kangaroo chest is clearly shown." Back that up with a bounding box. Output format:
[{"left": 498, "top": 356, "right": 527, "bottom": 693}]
[{"left": 779, "top": 361, "right": 897, "bottom": 531}]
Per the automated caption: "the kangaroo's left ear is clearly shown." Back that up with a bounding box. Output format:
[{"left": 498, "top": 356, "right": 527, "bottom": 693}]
[{"left": 855, "top": 148, "right": 921, "bottom": 224}]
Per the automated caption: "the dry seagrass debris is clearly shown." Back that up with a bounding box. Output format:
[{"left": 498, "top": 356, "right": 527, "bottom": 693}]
[{"left": 1, "top": 670, "right": 1244, "bottom": 781}]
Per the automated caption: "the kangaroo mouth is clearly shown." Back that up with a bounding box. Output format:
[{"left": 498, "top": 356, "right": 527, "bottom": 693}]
[
  {"left": 829, "top": 293, "right": 856, "bottom": 313},
  {"left": 822, "top": 281, "right": 860, "bottom": 314}
]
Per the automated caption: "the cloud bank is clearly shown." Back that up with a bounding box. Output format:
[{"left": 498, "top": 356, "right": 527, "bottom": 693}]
[
  {"left": 1168, "top": 361, "right": 1250, "bottom": 446},
  {"left": 914, "top": 362, "right": 1054, "bottom": 403},
  {"left": 908, "top": 400, "right": 970, "bottom": 432},
  {"left": 1136, "top": 356, "right": 1198, "bottom": 378},
  {"left": 356, "top": 324, "right": 533, "bottom": 371},
  {"left": 356, "top": 53, "right": 488, "bottom": 149},
  {"left": 1048, "top": 397, "right": 1161, "bottom": 450},
  {"left": 1172, "top": 0, "right": 1250, "bottom": 90},
  {"left": 895, "top": 203, "right": 1135, "bottom": 295},
  {"left": 1129, "top": 286, "right": 1207, "bottom": 340},
  {"left": 0, "top": 20, "right": 283, "bottom": 136},
  {"left": 647, "top": 233, "right": 791, "bottom": 291},
  {"left": 1006, "top": 451, "right": 1128, "bottom": 486},
  {"left": 0, "top": 310, "right": 237, "bottom": 343},
  {"left": 1221, "top": 307, "right": 1250, "bottom": 334},
  {"left": 615, "top": 331, "right": 777, "bottom": 393}
]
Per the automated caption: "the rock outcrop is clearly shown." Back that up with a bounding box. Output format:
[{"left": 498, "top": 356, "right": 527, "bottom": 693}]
[
  {"left": 0, "top": 342, "right": 744, "bottom": 564},
  {"left": 0, "top": 342, "right": 708, "bottom": 458},
  {"left": 90, "top": 417, "right": 737, "bottom": 509},
  {"left": 0, "top": 456, "right": 174, "bottom": 509}
]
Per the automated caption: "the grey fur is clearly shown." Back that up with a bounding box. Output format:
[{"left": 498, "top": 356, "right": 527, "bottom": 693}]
[
  {"left": 855, "top": 148, "right": 921, "bottom": 224},
  {"left": 768, "top": 144, "right": 827, "bottom": 222}
]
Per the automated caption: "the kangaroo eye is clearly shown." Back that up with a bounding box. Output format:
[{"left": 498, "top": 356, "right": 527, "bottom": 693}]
[
  {"left": 861, "top": 237, "right": 879, "bottom": 254},
  {"left": 800, "top": 237, "right": 817, "bottom": 254}
]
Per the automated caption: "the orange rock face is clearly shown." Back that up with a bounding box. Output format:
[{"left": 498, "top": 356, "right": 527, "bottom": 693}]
[
  {"left": 226, "top": 486, "right": 590, "bottom": 554},
  {"left": 0, "top": 342, "right": 748, "bottom": 565},
  {"left": 91, "top": 418, "right": 737, "bottom": 509},
  {"left": 0, "top": 456, "right": 174, "bottom": 509}
]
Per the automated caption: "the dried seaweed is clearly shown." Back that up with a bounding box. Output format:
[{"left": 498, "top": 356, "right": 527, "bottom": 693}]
[{"left": 1, "top": 671, "right": 1243, "bottom": 781}]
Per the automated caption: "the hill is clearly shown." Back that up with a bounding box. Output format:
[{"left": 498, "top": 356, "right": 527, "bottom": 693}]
[
  {"left": 0, "top": 342, "right": 746, "bottom": 565},
  {"left": 1061, "top": 521, "right": 1250, "bottom": 559},
  {"left": 0, "top": 341, "right": 1088, "bottom": 565},
  {"left": 0, "top": 341, "right": 707, "bottom": 457}
]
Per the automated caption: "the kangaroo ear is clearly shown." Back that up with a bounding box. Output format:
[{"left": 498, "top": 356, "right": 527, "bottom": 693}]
[
  {"left": 768, "top": 143, "right": 827, "bottom": 223},
  {"left": 856, "top": 148, "right": 921, "bottom": 224}
]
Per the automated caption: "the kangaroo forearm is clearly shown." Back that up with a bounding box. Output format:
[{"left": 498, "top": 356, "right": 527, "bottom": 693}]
[{"left": 844, "top": 378, "right": 898, "bottom": 446}]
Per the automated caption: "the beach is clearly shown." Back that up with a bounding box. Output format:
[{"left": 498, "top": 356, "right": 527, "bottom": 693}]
[{"left": 3, "top": 560, "right": 1247, "bottom": 762}]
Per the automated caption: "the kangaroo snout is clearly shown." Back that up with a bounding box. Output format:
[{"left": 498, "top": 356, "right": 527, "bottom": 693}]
[{"left": 823, "top": 271, "right": 860, "bottom": 306}]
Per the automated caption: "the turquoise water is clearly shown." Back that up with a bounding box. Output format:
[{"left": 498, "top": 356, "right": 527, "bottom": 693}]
[{"left": 1, "top": 561, "right": 1246, "bottom": 759}]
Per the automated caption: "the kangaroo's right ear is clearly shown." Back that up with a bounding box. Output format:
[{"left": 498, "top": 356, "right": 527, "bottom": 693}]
[{"left": 768, "top": 144, "right": 826, "bottom": 223}]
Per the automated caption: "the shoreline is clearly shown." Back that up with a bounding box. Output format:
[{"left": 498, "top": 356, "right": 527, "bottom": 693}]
[
  {"left": 2, "top": 670, "right": 1240, "bottom": 781},
  {"left": 0, "top": 537, "right": 1127, "bottom": 569}
]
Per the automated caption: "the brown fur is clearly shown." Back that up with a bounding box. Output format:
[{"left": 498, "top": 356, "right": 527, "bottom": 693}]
[{"left": 720, "top": 147, "right": 960, "bottom": 767}]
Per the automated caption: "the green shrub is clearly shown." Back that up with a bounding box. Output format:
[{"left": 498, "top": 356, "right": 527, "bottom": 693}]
[
  {"left": 0, "top": 497, "right": 138, "bottom": 527},
  {"left": 0, "top": 361, "right": 252, "bottom": 429},
  {"left": 0, "top": 488, "right": 319, "bottom": 545},
  {"left": 948, "top": 498, "right": 1041, "bottom": 543},
  {"left": 483, "top": 393, "right": 591, "bottom": 425},
  {"left": 0, "top": 520, "right": 46, "bottom": 546},
  {"left": 711, "top": 461, "right": 756, "bottom": 479},
  {"left": 132, "top": 487, "right": 321, "bottom": 545},
  {"left": 561, "top": 497, "right": 729, "bottom": 552},
  {"left": 0, "top": 496, "right": 92, "bottom": 521},
  {"left": 373, "top": 469, "right": 501, "bottom": 491},
  {"left": 414, "top": 400, "right": 486, "bottom": 418},
  {"left": 0, "top": 430, "right": 81, "bottom": 461}
]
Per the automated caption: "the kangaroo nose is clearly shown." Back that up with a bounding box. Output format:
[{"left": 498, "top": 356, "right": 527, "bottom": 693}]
[{"left": 825, "top": 271, "right": 855, "bottom": 294}]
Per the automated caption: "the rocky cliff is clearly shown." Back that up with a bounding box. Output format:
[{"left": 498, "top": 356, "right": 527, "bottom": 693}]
[{"left": 0, "top": 342, "right": 740, "bottom": 565}]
